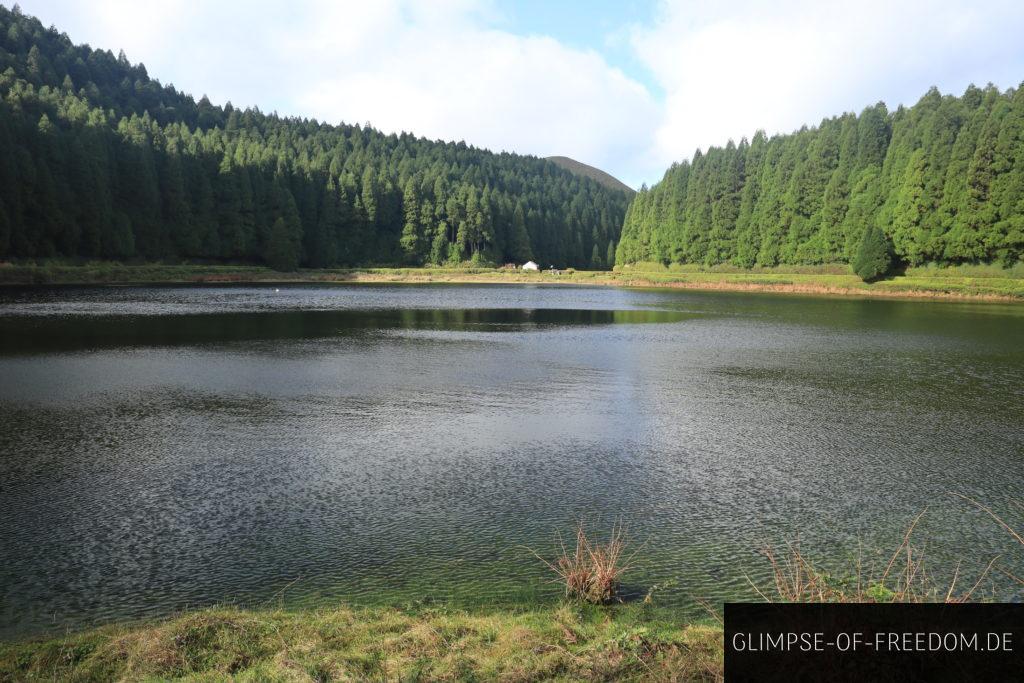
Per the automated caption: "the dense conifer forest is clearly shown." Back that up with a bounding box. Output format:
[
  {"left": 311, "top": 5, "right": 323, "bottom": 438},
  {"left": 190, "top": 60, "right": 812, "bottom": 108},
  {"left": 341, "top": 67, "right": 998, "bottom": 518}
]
[
  {"left": 617, "top": 84, "right": 1024, "bottom": 270},
  {"left": 0, "top": 5, "right": 629, "bottom": 269}
]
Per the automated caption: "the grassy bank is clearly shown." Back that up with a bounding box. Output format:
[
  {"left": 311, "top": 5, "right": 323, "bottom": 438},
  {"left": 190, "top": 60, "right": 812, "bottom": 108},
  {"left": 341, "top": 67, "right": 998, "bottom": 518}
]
[
  {"left": 0, "top": 604, "right": 723, "bottom": 682},
  {"left": 2, "top": 260, "right": 1023, "bottom": 301}
]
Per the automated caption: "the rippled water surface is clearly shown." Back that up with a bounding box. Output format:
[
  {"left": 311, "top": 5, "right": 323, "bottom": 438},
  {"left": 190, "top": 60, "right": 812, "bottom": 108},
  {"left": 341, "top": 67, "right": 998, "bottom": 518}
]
[{"left": 1, "top": 284, "right": 1023, "bottom": 639}]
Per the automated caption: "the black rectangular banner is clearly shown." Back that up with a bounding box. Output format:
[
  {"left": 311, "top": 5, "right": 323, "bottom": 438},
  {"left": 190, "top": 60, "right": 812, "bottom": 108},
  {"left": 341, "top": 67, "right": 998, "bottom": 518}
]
[{"left": 724, "top": 603, "right": 1024, "bottom": 682}]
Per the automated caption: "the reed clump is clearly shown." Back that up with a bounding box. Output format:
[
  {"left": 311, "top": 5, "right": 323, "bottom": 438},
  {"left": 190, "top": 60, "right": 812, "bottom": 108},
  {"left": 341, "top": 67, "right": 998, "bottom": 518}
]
[{"left": 533, "top": 520, "right": 638, "bottom": 604}]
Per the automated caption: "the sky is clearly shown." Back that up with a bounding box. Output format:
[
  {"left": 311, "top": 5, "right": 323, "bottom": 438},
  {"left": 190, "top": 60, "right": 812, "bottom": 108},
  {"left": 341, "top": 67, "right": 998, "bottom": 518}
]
[{"left": 15, "top": 0, "right": 1024, "bottom": 188}]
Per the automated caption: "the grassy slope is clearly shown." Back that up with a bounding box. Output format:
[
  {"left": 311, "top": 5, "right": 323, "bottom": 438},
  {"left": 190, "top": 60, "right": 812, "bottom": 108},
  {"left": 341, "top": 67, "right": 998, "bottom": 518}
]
[
  {"left": 0, "top": 604, "right": 723, "bottom": 682},
  {"left": 2, "top": 261, "right": 1023, "bottom": 301},
  {"left": 546, "top": 157, "right": 635, "bottom": 195}
]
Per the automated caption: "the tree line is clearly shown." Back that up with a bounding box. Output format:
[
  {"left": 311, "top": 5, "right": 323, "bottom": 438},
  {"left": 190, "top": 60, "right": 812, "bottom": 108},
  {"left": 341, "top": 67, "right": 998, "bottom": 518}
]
[
  {"left": 618, "top": 83, "right": 1024, "bottom": 270},
  {"left": 0, "top": 4, "right": 628, "bottom": 270}
]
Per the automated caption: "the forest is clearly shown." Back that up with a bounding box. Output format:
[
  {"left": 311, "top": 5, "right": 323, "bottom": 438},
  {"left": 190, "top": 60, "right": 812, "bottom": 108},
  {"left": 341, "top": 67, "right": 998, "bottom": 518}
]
[
  {"left": 617, "top": 83, "right": 1024, "bottom": 270},
  {"left": 3, "top": 3, "right": 1022, "bottom": 276},
  {"left": 0, "top": 5, "right": 629, "bottom": 270}
]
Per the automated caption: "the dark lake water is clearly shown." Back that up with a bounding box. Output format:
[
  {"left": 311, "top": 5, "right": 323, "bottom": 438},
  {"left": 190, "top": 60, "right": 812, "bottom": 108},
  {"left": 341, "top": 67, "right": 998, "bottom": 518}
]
[{"left": 1, "top": 284, "right": 1023, "bottom": 639}]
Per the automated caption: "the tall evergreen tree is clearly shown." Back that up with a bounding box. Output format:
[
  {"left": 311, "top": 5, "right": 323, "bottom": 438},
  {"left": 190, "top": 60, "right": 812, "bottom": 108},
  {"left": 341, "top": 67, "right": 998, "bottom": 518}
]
[
  {"left": 265, "top": 217, "right": 298, "bottom": 271},
  {"left": 853, "top": 224, "right": 893, "bottom": 281},
  {"left": 399, "top": 177, "right": 421, "bottom": 262},
  {"left": 509, "top": 202, "right": 532, "bottom": 262}
]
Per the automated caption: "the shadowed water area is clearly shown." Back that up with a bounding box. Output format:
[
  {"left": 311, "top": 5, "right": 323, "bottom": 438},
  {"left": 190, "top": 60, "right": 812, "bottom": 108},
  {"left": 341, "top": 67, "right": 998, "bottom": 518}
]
[{"left": 1, "top": 284, "right": 1022, "bottom": 639}]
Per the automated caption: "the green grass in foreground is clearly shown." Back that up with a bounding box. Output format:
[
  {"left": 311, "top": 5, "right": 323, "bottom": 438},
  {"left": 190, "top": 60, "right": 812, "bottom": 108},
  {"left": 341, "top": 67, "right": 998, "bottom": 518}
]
[
  {"left": 0, "top": 604, "right": 723, "bottom": 682},
  {"left": 1, "top": 260, "right": 1023, "bottom": 300}
]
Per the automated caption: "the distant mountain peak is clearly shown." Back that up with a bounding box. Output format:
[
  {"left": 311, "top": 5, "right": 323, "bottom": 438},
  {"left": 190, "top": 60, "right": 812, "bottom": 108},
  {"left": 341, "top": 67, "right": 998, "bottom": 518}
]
[{"left": 547, "top": 156, "right": 635, "bottom": 194}]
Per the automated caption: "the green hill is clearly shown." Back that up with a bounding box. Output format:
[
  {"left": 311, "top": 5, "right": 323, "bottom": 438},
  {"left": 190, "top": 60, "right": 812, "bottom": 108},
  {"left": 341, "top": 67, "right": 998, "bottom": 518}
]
[
  {"left": 0, "top": 4, "right": 628, "bottom": 270},
  {"left": 547, "top": 156, "right": 635, "bottom": 194}
]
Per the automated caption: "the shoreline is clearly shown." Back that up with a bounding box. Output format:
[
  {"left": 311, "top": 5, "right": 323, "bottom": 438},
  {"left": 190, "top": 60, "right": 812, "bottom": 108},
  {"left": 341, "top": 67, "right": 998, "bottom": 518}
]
[
  {"left": 611, "top": 276, "right": 1024, "bottom": 302},
  {"left": 1, "top": 263, "right": 1023, "bottom": 303}
]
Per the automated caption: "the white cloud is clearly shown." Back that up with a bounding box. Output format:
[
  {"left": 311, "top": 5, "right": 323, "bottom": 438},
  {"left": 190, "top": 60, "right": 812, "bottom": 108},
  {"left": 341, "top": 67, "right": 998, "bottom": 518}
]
[
  {"left": 298, "top": 25, "right": 658, "bottom": 175},
  {"left": 290, "top": 1, "right": 660, "bottom": 175},
  {"left": 631, "top": 0, "right": 1024, "bottom": 173}
]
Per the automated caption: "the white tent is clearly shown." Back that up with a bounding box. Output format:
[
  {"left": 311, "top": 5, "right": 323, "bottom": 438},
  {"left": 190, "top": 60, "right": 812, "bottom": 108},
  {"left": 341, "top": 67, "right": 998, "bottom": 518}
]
[{"left": 522, "top": 261, "right": 539, "bottom": 271}]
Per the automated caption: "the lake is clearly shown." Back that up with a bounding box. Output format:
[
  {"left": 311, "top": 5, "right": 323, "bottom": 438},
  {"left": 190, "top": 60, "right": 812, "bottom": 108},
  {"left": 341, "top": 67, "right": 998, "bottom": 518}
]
[{"left": 1, "top": 284, "right": 1022, "bottom": 639}]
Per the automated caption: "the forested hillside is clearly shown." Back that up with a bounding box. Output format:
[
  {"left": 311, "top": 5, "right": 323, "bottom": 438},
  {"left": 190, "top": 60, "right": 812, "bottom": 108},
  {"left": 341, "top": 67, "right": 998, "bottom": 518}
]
[
  {"left": 618, "top": 84, "right": 1024, "bottom": 269},
  {"left": 0, "top": 5, "right": 628, "bottom": 269}
]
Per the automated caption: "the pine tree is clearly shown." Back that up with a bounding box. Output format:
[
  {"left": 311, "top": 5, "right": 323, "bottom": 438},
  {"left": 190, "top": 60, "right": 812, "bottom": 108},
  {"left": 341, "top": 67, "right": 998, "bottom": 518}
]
[
  {"left": 310, "top": 176, "right": 341, "bottom": 267},
  {"left": 853, "top": 224, "right": 893, "bottom": 281},
  {"left": 263, "top": 178, "right": 303, "bottom": 269},
  {"left": 510, "top": 202, "right": 532, "bottom": 262},
  {"left": 106, "top": 212, "right": 135, "bottom": 258},
  {"left": 159, "top": 142, "right": 191, "bottom": 256},
  {"left": 706, "top": 141, "right": 743, "bottom": 265},
  {"left": 890, "top": 149, "right": 928, "bottom": 265},
  {"left": 399, "top": 178, "right": 421, "bottom": 262},
  {"left": 430, "top": 222, "right": 449, "bottom": 265},
  {"left": 212, "top": 155, "right": 242, "bottom": 259},
  {"left": 733, "top": 132, "right": 766, "bottom": 267},
  {"left": 0, "top": 197, "right": 10, "bottom": 255},
  {"left": 841, "top": 168, "right": 884, "bottom": 261},
  {"left": 988, "top": 88, "right": 1024, "bottom": 264},
  {"left": 265, "top": 217, "right": 298, "bottom": 271}
]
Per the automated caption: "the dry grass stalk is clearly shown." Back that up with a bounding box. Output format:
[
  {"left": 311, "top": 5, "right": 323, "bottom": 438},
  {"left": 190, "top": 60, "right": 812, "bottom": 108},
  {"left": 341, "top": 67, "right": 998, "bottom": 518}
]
[
  {"left": 756, "top": 511, "right": 996, "bottom": 603},
  {"left": 951, "top": 493, "right": 1024, "bottom": 586},
  {"left": 532, "top": 519, "right": 638, "bottom": 604}
]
